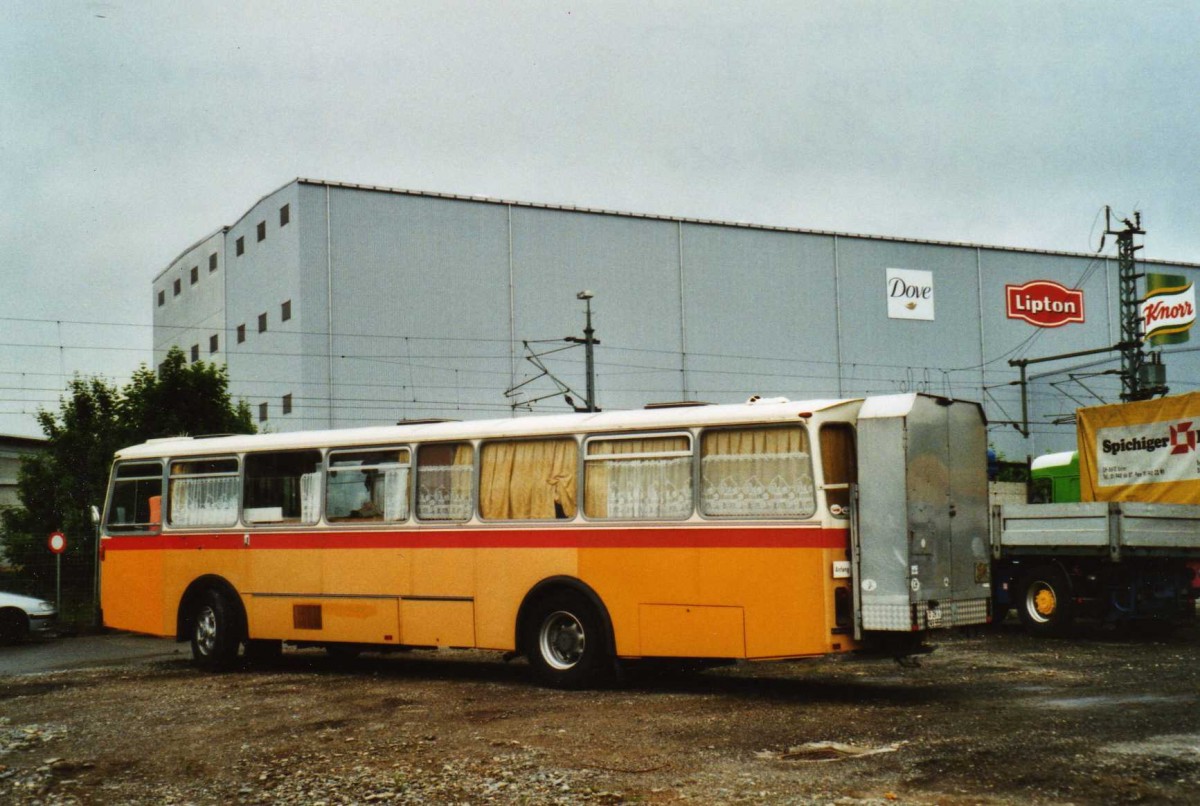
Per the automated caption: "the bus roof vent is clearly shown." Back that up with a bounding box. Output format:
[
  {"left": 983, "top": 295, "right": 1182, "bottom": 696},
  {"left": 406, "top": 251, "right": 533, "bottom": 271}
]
[
  {"left": 145, "top": 436, "right": 193, "bottom": 444},
  {"left": 746, "top": 396, "right": 790, "bottom": 405},
  {"left": 643, "top": 400, "right": 711, "bottom": 410}
]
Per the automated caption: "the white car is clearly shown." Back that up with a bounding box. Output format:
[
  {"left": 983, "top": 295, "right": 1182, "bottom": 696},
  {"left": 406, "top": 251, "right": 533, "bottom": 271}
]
[{"left": 0, "top": 591, "right": 57, "bottom": 643}]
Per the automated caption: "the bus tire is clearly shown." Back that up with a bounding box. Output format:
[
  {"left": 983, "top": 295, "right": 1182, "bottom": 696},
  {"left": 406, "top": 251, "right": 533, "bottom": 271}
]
[
  {"left": 524, "top": 590, "right": 611, "bottom": 689},
  {"left": 190, "top": 588, "right": 243, "bottom": 671},
  {"left": 1017, "top": 565, "right": 1074, "bottom": 637}
]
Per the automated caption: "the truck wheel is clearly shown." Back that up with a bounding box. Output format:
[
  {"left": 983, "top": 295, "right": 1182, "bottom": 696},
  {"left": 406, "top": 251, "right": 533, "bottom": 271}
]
[
  {"left": 190, "top": 589, "right": 243, "bottom": 671},
  {"left": 524, "top": 590, "right": 612, "bottom": 689},
  {"left": 1017, "top": 565, "right": 1074, "bottom": 636}
]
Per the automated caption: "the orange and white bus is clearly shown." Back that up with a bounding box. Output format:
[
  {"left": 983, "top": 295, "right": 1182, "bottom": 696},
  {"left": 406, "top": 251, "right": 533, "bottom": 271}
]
[{"left": 100, "top": 393, "right": 991, "bottom": 687}]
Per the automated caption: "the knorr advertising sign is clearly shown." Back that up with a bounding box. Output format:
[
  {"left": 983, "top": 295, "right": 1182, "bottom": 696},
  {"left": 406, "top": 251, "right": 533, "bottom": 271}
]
[
  {"left": 1141, "top": 273, "right": 1195, "bottom": 345},
  {"left": 1077, "top": 391, "right": 1200, "bottom": 504}
]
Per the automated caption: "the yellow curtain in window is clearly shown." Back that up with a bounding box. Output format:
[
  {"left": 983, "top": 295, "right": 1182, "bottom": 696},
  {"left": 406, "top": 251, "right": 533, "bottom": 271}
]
[
  {"left": 480, "top": 439, "right": 577, "bottom": 519},
  {"left": 701, "top": 427, "right": 807, "bottom": 457}
]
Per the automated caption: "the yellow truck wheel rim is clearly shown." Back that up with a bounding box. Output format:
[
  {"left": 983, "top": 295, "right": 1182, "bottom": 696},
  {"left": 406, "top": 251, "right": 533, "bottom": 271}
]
[{"left": 1034, "top": 587, "right": 1057, "bottom": 617}]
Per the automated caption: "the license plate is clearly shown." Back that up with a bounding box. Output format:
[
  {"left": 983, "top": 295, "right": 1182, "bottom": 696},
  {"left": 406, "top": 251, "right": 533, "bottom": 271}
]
[{"left": 926, "top": 606, "right": 943, "bottom": 626}]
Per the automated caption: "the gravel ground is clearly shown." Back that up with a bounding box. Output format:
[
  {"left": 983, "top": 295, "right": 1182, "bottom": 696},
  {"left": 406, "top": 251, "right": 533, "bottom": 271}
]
[{"left": 3, "top": 622, "right": 1200, "bottom": 805}]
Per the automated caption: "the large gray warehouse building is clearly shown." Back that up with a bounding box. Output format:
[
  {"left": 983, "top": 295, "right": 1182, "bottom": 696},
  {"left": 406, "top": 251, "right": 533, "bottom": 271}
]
[{"left": 153, "top": 178, "right": 1200, "bottom": 458}]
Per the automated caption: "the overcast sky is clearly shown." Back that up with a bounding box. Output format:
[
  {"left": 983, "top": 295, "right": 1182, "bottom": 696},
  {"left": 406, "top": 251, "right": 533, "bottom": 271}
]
[{"left": 2, "top": 1, "right": 1198, "bottom": 437}]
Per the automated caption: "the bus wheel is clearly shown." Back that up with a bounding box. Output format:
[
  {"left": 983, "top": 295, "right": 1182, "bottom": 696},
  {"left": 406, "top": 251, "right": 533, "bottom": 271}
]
[
  {"left": 525, "top": 591, "right": 611, "bottom": 689},
  {"left": 190, "top": 589, "right": 242, "bottom": 671},
  {"left": 1018, "top": 566, "right": 1074, "bottom": 637}
]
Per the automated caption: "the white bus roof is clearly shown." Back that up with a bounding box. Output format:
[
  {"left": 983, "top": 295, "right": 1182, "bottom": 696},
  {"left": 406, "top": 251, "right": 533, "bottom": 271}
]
[
  {"left": 1031, "top": 450, "right": 1077, "bottom": 471},
  {"left": 113, "top": 396, "right": 868, "bottom": 461}
]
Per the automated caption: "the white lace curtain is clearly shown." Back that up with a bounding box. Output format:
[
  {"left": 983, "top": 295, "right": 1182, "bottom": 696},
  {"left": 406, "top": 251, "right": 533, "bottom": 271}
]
[
  {"left": 700, "top": 452, "right": 815, "bottom": 517},
  {"left": 383, "top": 467, "right": 410, "bottom": 521},
  {"left": 700, "top": 427, "right": 816, "bottom": 518},
  {"left": 170, "top": 476, "right": 239, "bottom": 527},
  {"left": 605, "top": 457, "right": 693, "bottom": 519},
  {"left": 584, "top": 436, "right": 693, "bottom": 519},
  {"left": 417, "top": 465, "right": 473, "bottom": 520},
  {"left": 300, "top": 471, "right": 323, "bottom": 525}
]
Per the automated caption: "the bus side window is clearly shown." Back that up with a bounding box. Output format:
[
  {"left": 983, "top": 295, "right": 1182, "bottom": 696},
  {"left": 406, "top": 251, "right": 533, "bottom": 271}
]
[
  {"left": 480, "top": 439, "right": 577, "bottom": 520},
  {"left": 169, "top": 457, "right": 239, "bottom": 527},
  {"left": 700, "top": 426, "right": 815, "bottom": 518},
  {"left": 243, "top": 450, "right": 323, "bottom": 525},
  {"left": 327, "top": 447, "right": 411, "bottom": 522},
  {"left": 820, "top": 424, "right": 857, "bottom": 518},
  {"left": 106, "top": 462, "right": 164, "bottom": 533},
  {"left": 584, "top": 435, "right": 692, "bottom": 520},
  {"left": 416, "top": 443, "right": 474, "bottom": 521}
]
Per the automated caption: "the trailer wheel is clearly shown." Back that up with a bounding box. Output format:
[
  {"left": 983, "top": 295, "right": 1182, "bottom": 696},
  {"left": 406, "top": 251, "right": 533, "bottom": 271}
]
[{"left": 1017, "top": 565, "right": 1074, "bottom": 636}]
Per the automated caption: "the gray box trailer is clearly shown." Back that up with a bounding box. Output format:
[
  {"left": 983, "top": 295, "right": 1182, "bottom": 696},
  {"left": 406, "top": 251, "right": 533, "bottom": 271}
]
[{"left": 851, "top": 394, "right": 993, "bottom": 649}]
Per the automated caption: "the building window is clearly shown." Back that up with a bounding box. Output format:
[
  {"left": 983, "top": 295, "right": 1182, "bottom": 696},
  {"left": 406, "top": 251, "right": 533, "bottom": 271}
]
[
  {"left": 257, "top": 221, "right": 266, "bottom": 242},
  {"left": 157, "top": 290, "right": 165, "bottom": 307},
  {"left": 236, "top": 324, "right": 246, "bottom": 344},
  {"left": 190, "top": 266, "right": 198, "bottom": 285},
  {"left": 280, "top": 204, "right": 290, "bottom": 227},
  {"left": 209, "top": 252, "right": 218, "bottom": 272},
  {"left": 236, "top": 236, "right": 245, "bottom": 256},
  {"left": 259, "top": 402, "right": 268, "bottom": 422},
  {"left": 190, "top": 344, "right": 200, "bottom": 363},
  {"left": 282, "top": 393, "right": 293, "bottom": 415},
  {"left": 173, "top": 278, "right": 181, "bottom": 296},
  {"left": 281, "top": 300, "right": 291, "bottom": 322},
  {"left": 258, "top": 313, "right": 267, "bottom": 333},
  {"left": 209, "top": 334, "right": 219, "bottom": 354}
]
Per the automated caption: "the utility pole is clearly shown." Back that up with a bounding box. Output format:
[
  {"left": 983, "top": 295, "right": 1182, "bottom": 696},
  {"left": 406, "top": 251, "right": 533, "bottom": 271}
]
[
  {"left": 566, "top": 291, "right": 600, "bottom": 412},
  {"left": 505, "top": 292, "right": 601, "bottom": 413},
  {"left": 1103, "top": 207, "right": 1165, "bottom": 401}
]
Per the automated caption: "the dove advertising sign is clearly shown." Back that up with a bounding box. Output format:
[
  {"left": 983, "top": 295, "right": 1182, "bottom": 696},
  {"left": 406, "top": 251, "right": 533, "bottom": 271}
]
[{"left": 886, "top": 268, "right": 934, "bottom": 321}]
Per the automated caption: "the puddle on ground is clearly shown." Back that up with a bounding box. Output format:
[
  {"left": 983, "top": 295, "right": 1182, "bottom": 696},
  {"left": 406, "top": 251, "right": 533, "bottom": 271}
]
[{"left": 1105, "top": 734, "right": 1200, "bottom": 759}]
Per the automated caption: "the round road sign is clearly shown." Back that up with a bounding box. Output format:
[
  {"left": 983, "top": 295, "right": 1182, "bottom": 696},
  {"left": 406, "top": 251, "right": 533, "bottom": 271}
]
[{"left": 48, "top": 532, "right": 67, "bottom": 554}]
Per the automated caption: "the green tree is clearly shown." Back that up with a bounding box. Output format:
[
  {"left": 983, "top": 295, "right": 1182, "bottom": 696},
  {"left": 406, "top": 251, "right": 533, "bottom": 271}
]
[{"left": 1, "top": 348, "right": 254, "bottom": 613}]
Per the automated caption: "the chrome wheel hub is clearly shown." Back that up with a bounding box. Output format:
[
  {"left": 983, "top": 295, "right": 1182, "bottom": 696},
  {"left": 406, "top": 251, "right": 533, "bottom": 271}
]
[{"left": 539, "top": 610, "right": 585, "bottom": 670}]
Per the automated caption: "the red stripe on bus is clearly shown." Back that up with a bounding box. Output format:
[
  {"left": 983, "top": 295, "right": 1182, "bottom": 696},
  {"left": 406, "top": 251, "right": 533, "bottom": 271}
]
[{"left": 102, "top": 526, "right": 848, "bottom": 552}]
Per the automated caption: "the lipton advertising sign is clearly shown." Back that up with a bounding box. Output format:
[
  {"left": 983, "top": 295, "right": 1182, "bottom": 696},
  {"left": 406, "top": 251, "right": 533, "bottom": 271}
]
[{"left": 1005, "top": 280, "right": 1084, "bottom": 328}]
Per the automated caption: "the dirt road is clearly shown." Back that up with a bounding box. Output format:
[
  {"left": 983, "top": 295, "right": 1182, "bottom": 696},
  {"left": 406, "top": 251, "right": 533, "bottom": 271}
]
[{"left": 3, "top": 624, "right": 1200, "bottom": 804}]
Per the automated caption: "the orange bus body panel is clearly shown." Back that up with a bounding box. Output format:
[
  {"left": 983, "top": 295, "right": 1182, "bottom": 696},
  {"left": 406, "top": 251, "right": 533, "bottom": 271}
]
[{"left": 102, "top": 526, "right": 850, "bottom": 659}]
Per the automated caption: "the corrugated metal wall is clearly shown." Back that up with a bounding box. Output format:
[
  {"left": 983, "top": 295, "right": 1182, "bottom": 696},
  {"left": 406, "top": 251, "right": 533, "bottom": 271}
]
[{"left": 155, "top": 179, "right": 1200, "bottom": 459}]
